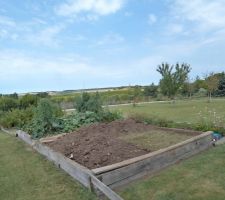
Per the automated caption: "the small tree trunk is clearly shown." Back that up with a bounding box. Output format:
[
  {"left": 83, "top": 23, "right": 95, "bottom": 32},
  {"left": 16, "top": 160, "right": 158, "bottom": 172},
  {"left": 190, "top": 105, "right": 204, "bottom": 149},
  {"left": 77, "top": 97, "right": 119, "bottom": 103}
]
[{"left": 208, "top": 91, "right": 212, "bottom": 103}]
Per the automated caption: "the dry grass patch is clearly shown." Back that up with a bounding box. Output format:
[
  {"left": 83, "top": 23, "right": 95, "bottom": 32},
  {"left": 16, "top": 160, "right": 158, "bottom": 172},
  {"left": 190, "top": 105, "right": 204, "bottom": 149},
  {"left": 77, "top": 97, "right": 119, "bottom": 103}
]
[{"left": 120, "top": 130, "right": 193, "bottom": 151}]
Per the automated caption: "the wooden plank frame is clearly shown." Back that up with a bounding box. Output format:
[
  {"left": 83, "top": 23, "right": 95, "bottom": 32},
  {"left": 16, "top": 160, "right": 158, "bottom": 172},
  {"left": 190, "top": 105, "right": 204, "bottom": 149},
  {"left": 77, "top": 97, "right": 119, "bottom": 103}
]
[{"left": 14, "top": 130, "right": 123, "bottom": 200}]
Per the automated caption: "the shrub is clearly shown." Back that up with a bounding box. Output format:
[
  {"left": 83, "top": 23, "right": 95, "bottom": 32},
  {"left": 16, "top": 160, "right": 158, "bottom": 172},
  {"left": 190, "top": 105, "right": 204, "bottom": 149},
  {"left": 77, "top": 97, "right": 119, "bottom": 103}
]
[
  {"left": 75, "top": 92, "right": 103, "bottom": 113},
  {"left": 0, "top": 97, "right": 18, "bottom": 112},
  {"left": 0, "top": 107, "right": 34, "bottom": 128},
  {"left": 59, "top": 111, "right": 100, "bottom": 133},
  {"left": 100, "top": 110, "right": 122, "bottom": 122},
  {"left": 59, "top": 110, "right": 122, "bottom": 133},
  {"left": 19, "top": 94, "right": 38, "bottom": 109},
  {"left": 27, "top": 99, "right": 63, "bottom": 139}
]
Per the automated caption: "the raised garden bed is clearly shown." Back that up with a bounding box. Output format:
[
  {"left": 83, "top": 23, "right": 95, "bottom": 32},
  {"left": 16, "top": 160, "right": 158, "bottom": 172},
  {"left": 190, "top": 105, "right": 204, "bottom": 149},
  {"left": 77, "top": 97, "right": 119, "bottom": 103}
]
[
  {"left": 11, "top": 119, "right": 213, "bottom": 199},
  {"left": 44, "top": 119, "right": 203, "bottom": 169}
]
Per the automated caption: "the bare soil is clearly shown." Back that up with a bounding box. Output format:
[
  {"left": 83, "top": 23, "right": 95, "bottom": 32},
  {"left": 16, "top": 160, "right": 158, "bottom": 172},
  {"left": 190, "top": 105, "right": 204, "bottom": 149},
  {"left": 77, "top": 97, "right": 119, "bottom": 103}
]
[{"left": 46, "top": 119, "right": 202, "bottom": 169}]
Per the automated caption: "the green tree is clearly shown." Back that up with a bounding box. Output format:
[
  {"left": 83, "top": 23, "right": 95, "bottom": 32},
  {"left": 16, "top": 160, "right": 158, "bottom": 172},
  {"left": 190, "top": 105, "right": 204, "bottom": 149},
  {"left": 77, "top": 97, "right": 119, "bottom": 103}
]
[
  {"left": 205, "top": 73, "right": 219, "bottom": 102},
  {"left": 7, "top": 93, "right": 18, "bottom": 99},
  {"left": 20, "top": 94, "right": 38, "bottom": 109},
  {"left": 36, "top": 92, "right": 49, "bottom": 98},
  {"left": 0, "top": 97, "right": 18, "bottom": 111},
  {"left": 143, "top": 83, "right": 158, "bottom": 97},
  {"left": 183, "top": 78, "right": 195, "bottom": 98},
  {"left": 157, "top": 63, "right": 191, "bottom": 99},
  {"left": 193, "top": 76, "right": 207, "bottom": 91},
  {"left": 30, "top": 99, "right": 62, "bottom": 138},
  {"left": 216, "top": 74, "right": 225, "bottom": 96},
  {"left": 75, "top": 92, "right": 103, "bottom": 113}
]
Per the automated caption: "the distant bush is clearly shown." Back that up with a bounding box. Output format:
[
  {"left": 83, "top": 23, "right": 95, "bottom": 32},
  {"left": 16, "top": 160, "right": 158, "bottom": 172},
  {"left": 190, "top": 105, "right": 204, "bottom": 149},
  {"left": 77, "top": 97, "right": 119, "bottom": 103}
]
[
  {"left": 143, "top": 84, "right": 158, "bottom": 97},
  {"left": 19, "top": 94, "right": 38, "bottom": 109},
  {"left": 195, "top": 88, "right": 207, "bottom": 97},
  {"left": 75, "top": 92, "right": 103, "bottom": 113},
  {"left": 100, "top": 110, "right": 122, "bottom": 122},
  {"left": 0, "top": 97, "right": 18, "bottom": 112},
  {"left": 0, "top": 92, "right": 122, "bottom": 138},
  {"left": 0, "top": 107, "right": 34, "bottom": 128}
]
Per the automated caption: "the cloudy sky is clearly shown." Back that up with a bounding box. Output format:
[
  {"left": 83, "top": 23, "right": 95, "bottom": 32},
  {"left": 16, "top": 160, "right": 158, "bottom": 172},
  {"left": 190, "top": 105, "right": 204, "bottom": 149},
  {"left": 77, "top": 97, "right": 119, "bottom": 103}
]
[{"left": 1, "top": 0, "right": 225, "bottom": 93}]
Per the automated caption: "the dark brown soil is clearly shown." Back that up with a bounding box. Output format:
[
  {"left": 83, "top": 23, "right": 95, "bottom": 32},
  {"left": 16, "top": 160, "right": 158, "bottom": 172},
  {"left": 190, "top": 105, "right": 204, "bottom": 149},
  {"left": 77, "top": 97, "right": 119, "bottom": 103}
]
[{"left": 46, "top": 119, "right": 202, "bottom": 169}]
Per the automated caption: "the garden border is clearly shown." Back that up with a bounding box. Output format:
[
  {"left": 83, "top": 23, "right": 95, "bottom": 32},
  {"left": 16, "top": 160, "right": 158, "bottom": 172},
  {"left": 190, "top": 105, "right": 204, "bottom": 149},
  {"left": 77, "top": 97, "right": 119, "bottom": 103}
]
[
  {"left": 92, "top": 131, "right": 213, "bottom": 188},
  {"left": 13, "top": 130, "right": 123, "bottom": 200},
  {"left": 1, "top": 128, "right": 214, "bottom": 199}
]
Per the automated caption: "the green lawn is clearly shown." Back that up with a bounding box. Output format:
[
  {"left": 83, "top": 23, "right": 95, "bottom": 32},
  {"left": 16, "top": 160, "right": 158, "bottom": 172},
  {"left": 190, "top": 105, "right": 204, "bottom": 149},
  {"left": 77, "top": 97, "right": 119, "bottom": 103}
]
[
  {"left": 0, "top": 131, "right": 97, "bottom": 200},
  {"left": 120, "top": 144, "right": 225, "bottom": 200},
  {"left": 112, "top": 99, "right": 225, "bottom": 124}
]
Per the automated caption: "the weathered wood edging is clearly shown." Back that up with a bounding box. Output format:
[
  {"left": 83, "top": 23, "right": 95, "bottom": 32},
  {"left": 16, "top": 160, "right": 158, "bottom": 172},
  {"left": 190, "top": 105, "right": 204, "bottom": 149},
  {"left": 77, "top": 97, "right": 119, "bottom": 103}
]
[
  {"left": 14, "top": 130, "right": 123, "bottom": 200},
  {"left": 2, "top": 128, "right": 214, "bottom": 198},
  {"left": 92, "top": 131, "right": 213, "bottom": 188}
]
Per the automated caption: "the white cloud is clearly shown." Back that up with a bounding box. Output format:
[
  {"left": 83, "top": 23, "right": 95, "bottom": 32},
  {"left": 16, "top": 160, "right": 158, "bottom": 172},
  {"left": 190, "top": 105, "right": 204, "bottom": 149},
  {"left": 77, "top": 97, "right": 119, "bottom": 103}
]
[
  {"left": 0, "top": 51, "right": 125, "bottom": 81},
  {"left": 148, "top": 14, "right": 157, "bottom": 25},
  {"left": 166, "top": 0, "right": 225, "bottom": 46},
  {"left": 165, "top": 23, "right": 189, "bottom": 36},
  {"left": 0, "top": 15, "right": 15, "bottom": 27},
  {"left": 0, "top": 29, "right": 8, "bottom": 39},
  {"left": 55, "top": 0, "right": 125, "bottom": 17},
  {"left": 0, "top": 50, "right": 160, "bottom": 93},
  {"left": 0, "top": 29, "right": 18, "bottom": 40},
  {"left": 171, "top": 0, "right": 225, "bottom": 31},
  {"left": 95, "top": 33, "right": 124, "bottom": 46},
  {"left": 26, "top": 25, "right": 64, "bottom": 47}
]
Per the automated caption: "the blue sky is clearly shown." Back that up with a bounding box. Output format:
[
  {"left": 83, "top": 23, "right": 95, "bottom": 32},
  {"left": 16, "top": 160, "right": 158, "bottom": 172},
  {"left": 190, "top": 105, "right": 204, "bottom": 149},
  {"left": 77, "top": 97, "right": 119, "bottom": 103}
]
[{"left": 1, "top": 0, "right": 225, "bottom": 94}]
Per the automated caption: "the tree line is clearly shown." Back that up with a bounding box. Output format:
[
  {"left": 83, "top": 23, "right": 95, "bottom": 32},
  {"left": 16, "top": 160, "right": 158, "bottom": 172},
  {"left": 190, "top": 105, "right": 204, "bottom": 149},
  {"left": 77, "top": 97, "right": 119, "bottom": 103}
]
[
  {"left": 0, "top": 64, "right": 225, "bottom": 109},
  {"left": 156, "top": 63, "right": 225, "bottom": 101}
]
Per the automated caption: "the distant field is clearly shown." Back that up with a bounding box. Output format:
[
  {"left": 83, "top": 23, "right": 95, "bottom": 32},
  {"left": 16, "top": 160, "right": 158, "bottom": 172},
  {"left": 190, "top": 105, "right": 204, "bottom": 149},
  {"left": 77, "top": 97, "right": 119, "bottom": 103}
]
[
  {"left": 120, "top": 144, "right": 225, "bottom": 200},
  {"left": 0, "top": 132, "right": 96, "bottom": 200},
  {"left": 112, "top": 99, "right": 225, "bottom": 124}
]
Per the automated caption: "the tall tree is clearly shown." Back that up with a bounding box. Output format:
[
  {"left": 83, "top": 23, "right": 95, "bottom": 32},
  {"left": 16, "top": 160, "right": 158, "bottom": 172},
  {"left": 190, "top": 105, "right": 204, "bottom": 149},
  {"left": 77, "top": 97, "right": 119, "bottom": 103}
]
[
  {"left": 157, "top": 63, "right": 191, "bottom": 99},
  {"left": 205, "top": 73, "right": 220, "bottom": 102},
  {"left": 184, "top": 78, "right": 195, "bottom": 98},
  {"left": 217, "top": 74, "right": 225, "bottom": 96}
]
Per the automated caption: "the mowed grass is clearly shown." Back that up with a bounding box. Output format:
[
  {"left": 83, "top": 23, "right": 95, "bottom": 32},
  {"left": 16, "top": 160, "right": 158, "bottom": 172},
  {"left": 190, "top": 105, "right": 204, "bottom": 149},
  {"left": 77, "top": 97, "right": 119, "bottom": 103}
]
[
  {"left": 112, "top": 99, "right": 225, "bottom": 124},
  {"left": 120, "top": 130, "right": 192, "bottom": 151},
  {"left": 0, "top": 132, "right": 97, "bottom": 200},
  {"left": 120, "top": 144, "right": 225, "bottom": 200}
]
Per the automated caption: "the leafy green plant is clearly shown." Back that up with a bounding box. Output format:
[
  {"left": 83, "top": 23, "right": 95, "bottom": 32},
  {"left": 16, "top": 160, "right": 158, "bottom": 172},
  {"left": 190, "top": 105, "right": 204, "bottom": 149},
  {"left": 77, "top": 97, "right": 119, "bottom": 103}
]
[
  {"left": 100, "top": 110, "right": 122, "bottom": 122},
  {"left": 75, "top": 92, "right": 103, "bottom": 113},
  {"left": 0, "top": 97, "right": 18, "bottom": 112},
  {"left": 59, "top": 110, "right": 122, "bottom": 133},
  {"left": 27, "top": 99, "right": 63, "bottom": 139},
  {"left": 19, "top": 94, "right": 38, "bottom": 109},
  {"left": 0, "top": 107, "right": 34, "bottom": 128},
  {"left": 59, "top": 111, "right": 100, "bottom": 133}
]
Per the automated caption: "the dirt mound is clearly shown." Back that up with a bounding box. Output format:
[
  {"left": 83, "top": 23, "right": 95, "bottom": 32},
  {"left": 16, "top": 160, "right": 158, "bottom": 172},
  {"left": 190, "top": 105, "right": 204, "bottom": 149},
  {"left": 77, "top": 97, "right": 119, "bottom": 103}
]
[{"left": 46, "top": 119, "right": 201, "bottom": 169}]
